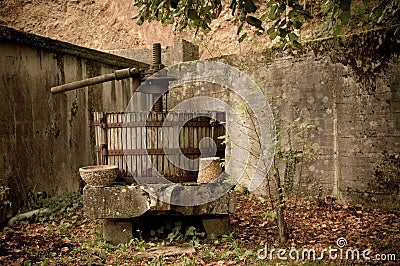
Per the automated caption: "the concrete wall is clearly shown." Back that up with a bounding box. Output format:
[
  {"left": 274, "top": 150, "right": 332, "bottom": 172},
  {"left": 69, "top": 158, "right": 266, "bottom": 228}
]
[
  {"left": 168, "top": 28, "right": 400, "bottom": 209},
  {"left": 1, "top": 23, "right": 397, "bottom": 216},
  {"left": 0, "top": 25, "right": 148, "bottom": 219},
  {"left": 106, "top": 39, "right": 199, "bottom": 66}
]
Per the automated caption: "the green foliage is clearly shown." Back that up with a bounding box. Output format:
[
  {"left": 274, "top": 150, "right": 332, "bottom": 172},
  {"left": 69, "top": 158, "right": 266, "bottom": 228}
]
[
  {"left": 321, "top": 0, "right": 400, "bottom": 37},
  {"left": 133, "top": 0, "right": 399, "bottom": 49},
  {"left": 0, "top": 181, "right": 10, "bottom": 207},
  {"left": 167, "top": 221, "right": 182, "bottom": 242},
  {"left": 259, "top": 207, "right": 277, "bottom": 221},
  {"left": 133, "top": 0, "right": 218, "bottom": 34},
  {"left": 133, "top": 0, "right": 312, "bottom": 48},
  {"left": 165, "top": 222, "right": 205, "bottom": 246},
  {"left": 34, "top": 192, "right": 83, "bottom": 223},
  {"left": 261, "top": 0, "right": 312, "bottom": 49},
  {"left": 185, "top": 225, "right": 205, "bottom": 247},
  {"left": 278, "top": 117, "right": 318, "bottom": 195}
]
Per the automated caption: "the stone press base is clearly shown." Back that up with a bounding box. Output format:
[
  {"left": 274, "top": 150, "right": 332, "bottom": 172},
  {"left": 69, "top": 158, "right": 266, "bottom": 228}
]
[{"left": 83, "top": 184, "right": 236, "bottom": 244}]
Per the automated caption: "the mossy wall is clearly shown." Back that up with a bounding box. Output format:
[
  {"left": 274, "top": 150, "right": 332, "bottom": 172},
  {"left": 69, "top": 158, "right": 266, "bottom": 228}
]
[
  {"left": 167, "top": 27, "right": 400, "bottom": 209},
  {"left": 216, "top": 27, "right": 400, "bottom": 209},
  {"left": 0, "top": 25, "right": 148, "bottom": 223}
]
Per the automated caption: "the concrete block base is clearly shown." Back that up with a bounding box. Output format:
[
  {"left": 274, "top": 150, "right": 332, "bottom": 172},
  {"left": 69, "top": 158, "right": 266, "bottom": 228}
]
[
  {"left": 83, "top": 184, "right": 236, "bottom": 244},
  {"left": 202, "top": 215, "right": 230, "bottom": 239},
  {"left": 102, "top": 220, "right": 133, "bottom": 245}
]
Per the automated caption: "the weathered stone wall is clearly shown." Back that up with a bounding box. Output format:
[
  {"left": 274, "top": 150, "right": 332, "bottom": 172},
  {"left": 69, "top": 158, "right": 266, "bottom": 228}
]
[
  {"left": 168, "top": 27, "right": 400, "bottom": 209},
  {"left": 106, "top": 39, "right": 199, "bottom": 66},
  {"left": 0, "top": 25, "right": 148, "bottom": 220}
]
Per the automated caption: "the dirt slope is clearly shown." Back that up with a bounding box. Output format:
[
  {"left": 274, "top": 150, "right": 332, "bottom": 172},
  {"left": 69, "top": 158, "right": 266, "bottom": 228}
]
[{"left": 0, "top": 0, "right": 273, "bottom": 59}]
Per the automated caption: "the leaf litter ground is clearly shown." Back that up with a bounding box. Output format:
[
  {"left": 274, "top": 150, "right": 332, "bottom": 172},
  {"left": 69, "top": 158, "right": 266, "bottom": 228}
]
[{"left": 0, "top": 192, "right": 399, "bottom": 265}]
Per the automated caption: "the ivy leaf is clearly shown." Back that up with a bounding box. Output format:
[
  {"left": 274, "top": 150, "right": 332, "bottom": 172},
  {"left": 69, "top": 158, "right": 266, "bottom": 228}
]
[
  {"left": 288, "top": 9, "right": 295, "bottom": 19},
  {"left": 301, "top": 11, "right": 313, "bottom": 20},
  {"left": 266, "top": 0, "right": 275, "bottom": 8},
  {"left": 238, "top": 32, "right": 247, "bottom": 43},
  {"left": 293, "top": 20, "right": 302, "bottom": 29},
  {"left": 269, "top": 5, "right": 278, "bottom": 20},
  {"left": 230, "top": 0, "right": 237, "bottom": 16},
  {"left": 292, "top": 40, "right": 302, "bottom": 49},
  {"left": 170, "top": 0, "right": 179, "bottom": 9},
  {"left": 266, "top": 27, "right": 275, "bottom": 35},
  {"left": 237, "top": 22, "right": 244, "bottom": 35},
  {"left": 333, "top": 24, "right": 342, "bottom": 36},
  {"left": 276, "top": 3, "right": 286, "bottom": 17},
  {"left": 187, "top": 9, "right": 200, "bottom": 20},
  {"left": 136, "top": 16, "right": 144, "bottom": 25},
  {"left": 157, "top": 12, "right": 163, "bottom": 21},
  {"left": 260, "top": 12, "right": 268, "bottom": 22},
  {"left": 278, "top": 28, "right": 287, "bottom": 38},
  {"left": 340, "top": 0, "right": 351, "bottom": 11},
  {"left": 162, "top": 17, "right": 174, "bottom": 25},
  {"left": 244, "top": 0, "right": 257, "bottom": 13},
  {"left": 269, "top": 31, "right": 278, "bottom": 40},
  {"left": 200, "top": 6, "right": 211, "bottom": 16},
  {"left": 293, "top": 4, "right": 303, "bottom": 10},
  {"left": 246, "top": 15, "right": 264, "bottom": 30},
  {"left": 339, "top": 10, "right": 351, "bottom": 24},
  {"left": 179, "top": 20, "right": 188, "bottom": 31},
  {"left": 288, "top": 32, "right": 298, "bottom": 41}
]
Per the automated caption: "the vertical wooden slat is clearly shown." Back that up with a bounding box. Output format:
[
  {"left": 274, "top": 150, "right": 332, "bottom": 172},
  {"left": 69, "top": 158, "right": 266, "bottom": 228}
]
[
  {"left": 151, "top": 112, "right": 158, "bottom": 177},
  {"left": 94, "top": 112, "right": 99, "bottom": 165},
  {"left": 146, "top": 112, "right": 153, "bottom": 177},
  {"left": 169, "top": 112, "right": 174, "bottom": 178},
  {"left": 187, "top": 113, "right": 193, "bottom": 172},
  {"left": 157, "top": 112, "right": 164, "bottom": 177},
  {"left": 203, "top": 115, "right": 208, "bottom": 155},
  {"left": 116, "top": 113, "right": 121, "bottom": 172},
  {"left": 106, "top": 113, "right": 112, "bottom": 166},
  {"left": 100, "top": 112, "right": 107, "bottom": 165},
  {"left": 178, "top": 112, "right": 184, "bottom": 177},
  {"left": 183, "top": 113, "right": 190, "bottom": 176},
  {"left": 124, "top": 113, "right": 130, "bottom": 176},
  {"left": 173, "top": 112, "right": 180, "bottom": 178},
  {"left": 120, "top": 113, "right": 126, "bottom": 176},
  {"left": 145, "top": 112, "right": 149, "bottom": 177},
  {"left": 192, "top": 113, "right": 198, "bottom": 171},
  {"left": 131, "top": 113, "right": 137, "bottom": 178},
  {"left": 162, "top": 113, "right": 168, "bottom": 178},
  {"left": 141, "top": 112, "right": 147, "bottom": 177},
  {"left": 135, "top": 112, "right": 141, "bottom": 177},
  {"left": 114, "top": 113, "right": 119, "bottom": 168},
  {"left": 107, "top": 113, "right": 111, "bottom": 166},
  {"left": 112, "top": 113, "right": 117, "bottom": 167}
]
